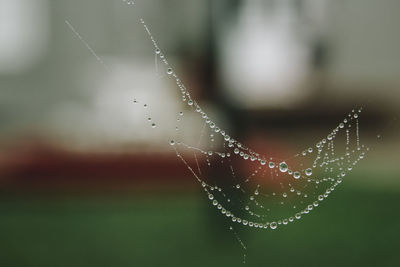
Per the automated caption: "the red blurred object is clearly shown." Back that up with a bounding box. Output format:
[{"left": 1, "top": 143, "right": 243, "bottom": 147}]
[{"left": 0, "top": 143, "right": 203, "bottom": 193}]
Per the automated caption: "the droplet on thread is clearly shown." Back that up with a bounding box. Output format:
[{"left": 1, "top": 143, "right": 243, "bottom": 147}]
[
  {"left": 279, "top": 162, "right": 288, "bottom": 173},
  {"left": 269, "top": 162, "right": 275, "bottom": 169}
]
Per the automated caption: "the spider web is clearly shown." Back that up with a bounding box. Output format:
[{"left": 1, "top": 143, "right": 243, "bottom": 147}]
[
  {"left": 66, "top": 2, "right": 370, "bottom": 263},
  {"left": 137, "top": 18, "right": 369, "bottom": 232}
]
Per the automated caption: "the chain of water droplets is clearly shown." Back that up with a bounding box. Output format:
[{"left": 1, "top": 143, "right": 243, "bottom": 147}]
[{"left": 138, "top": 18, "right": 369, "bottom": 231}]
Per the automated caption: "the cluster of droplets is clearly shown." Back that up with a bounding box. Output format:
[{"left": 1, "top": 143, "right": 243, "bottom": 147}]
[{"left": 135, "top": 18, "right": 369, "bottom": 231}]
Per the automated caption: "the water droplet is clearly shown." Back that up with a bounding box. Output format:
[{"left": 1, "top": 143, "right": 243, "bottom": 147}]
[
  {"left": 169, "top": 140, "right": 175, "bottom": 146},
  {"left": 167, "top": 68, "right": 173, "bottom": 75},
  {"left": 155, "top": 48, "right": 160, "bottom": 54},
  {"left": 151, "top": 123, "right": 156, "bottom": 128},
  {"left": 234, "top": 148, "right": 239, "bottom": 154},
  {"left": 260, "top": 160, "right": 266, "bottom": 165},
  {"left": 279, "top": 162, "right": 288, "bottom": 173},
  {"left": 305, "top": 168, "right": 312, "bottom": 176},
  {"left": 270, "top": 222, "right": 277, "bottom": 230},
  {"left": 269, "top": 162, "right": 275, "bottom": 168},
  {"left": 188, "top": 100, "right": 193, "bottom": 106},
  {"left": 208, "top": 194, "right": 214, "bottom": 200}
]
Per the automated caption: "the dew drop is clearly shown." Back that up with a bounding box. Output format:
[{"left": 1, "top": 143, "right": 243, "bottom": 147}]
[
  {"left": 167, "top": 68, "right": 173, "bottom": 75},
  {"left": 279, "top": 162, "right": 288, "bottom": 173},
  {"left": 270, "top": 222, "right": 277, "bottom": 230},
  {"left": 169, "top": 140, "right": 175, "bottom": 146},
  {"left": 269, "top": 162, "right": 275, "bottom": 169},
  {"left": 305, "top": 168, "right": 312, "bottom": 176},
  {"left": 293, "top": 171, "right": 301, "bottom": 179},
  {"left": 151, "top": 123, "right": 156, "bottom": 128}
]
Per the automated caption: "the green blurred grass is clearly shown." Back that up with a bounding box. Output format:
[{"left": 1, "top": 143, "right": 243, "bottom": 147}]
[{"left": 0, "top": 174, "right": 399, "bottom": 267}]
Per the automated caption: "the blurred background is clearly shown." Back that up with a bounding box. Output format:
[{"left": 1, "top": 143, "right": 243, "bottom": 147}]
[{"left": 0, "top": 0, "right": 400, "bottom": 266}]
